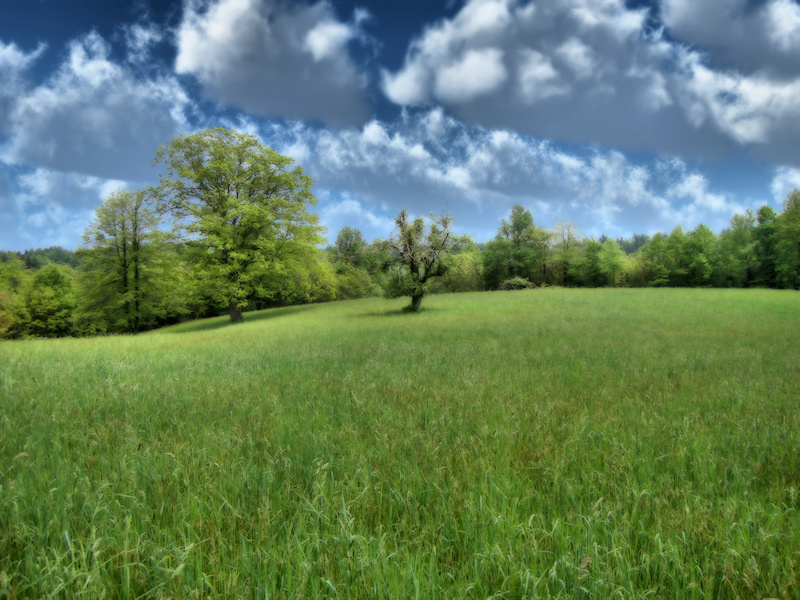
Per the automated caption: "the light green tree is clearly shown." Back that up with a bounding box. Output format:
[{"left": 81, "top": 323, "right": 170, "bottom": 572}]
[
  {"left": 599, "top": 238, "right": 626, "bottom": 287},
  {"left": 153, "top": 128, "right": 324, "bottom": 322},
  {"left": 77, "top": 189, "right": 183, "bottom": 333},
  {"left": 14, "top": 264, "right": 77, "bottom": 337}
]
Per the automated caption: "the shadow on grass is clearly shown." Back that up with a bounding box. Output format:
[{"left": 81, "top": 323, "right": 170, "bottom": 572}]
[
  {"left": 355, "top": 306, "right": 447, "bottom": 319},
  {"left": 163, "top": 304, "right": 315, "bottom": 334}
]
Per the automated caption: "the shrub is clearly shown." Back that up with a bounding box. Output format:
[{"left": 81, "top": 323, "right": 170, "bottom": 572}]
[{"left": 498, "top": 277, "right": 535, "bottom": 290}]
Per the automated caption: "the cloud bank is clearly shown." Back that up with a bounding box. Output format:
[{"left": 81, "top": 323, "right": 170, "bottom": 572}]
[
  {"left": 381, "top": 0, "right": 800, "bottom": 165},
  {"left": 4, "top": 32, "right": 190, "bottom": 181},
  {"left": 175, "top": 0, "right": 372, "bottom": 127}
]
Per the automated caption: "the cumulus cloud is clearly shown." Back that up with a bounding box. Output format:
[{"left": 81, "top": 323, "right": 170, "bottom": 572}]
[
  {"left": 0, "top": 163, "right": 126, "bottom": 250},
  {"left": 381, "top": 0, "right": 800, "bottom": 165},
  {"left": 0, "top": 40, "right": 44, "bottom": 134},
  {"left": 771, "top": 166, "right": 800, "bottom": 204},
  {"left": 4, "top": 32, "right": 191, "bottom": 181},
  {"left": 123, "top": 23, "right": 165, "bottom": 64},
  {"left": 661, "top": 0, "right": 800, "bottom": 75},
  {"left": 174, "top": 0, "right": 371, "bottom": 127},
  {"left": 261, "top": 110, "right": 743, "bottom": 241}
]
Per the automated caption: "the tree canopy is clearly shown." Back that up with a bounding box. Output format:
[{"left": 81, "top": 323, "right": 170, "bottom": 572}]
[{"left": 153, "top": 128, "right": 324, "bottom": 322}]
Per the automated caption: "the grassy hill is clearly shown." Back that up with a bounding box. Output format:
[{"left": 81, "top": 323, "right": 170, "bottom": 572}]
[{"left": 1, "top": 288, "right": 799, "bottom": 598}]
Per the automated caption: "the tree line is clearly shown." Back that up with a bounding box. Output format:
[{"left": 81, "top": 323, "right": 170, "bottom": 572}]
[{"left": 1, "top": 127, "right": 799, "bottom": 339}]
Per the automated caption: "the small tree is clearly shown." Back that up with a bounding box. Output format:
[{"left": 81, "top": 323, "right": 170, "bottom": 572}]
[
  {"left": 14, "top": 264, "right": 76, "bottom": 337},
  {"left": 382, "top": 209, "right": 463, "bottom": 311},
  {"left": 599, "top": 238, "right": 626, "bottom": 287}
]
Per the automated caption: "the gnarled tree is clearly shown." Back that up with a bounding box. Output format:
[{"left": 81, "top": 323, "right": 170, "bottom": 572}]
[{"left": 382, "top": 209, "right": 463, "bottom": 311}]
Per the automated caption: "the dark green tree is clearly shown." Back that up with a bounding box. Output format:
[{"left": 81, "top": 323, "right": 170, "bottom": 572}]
[
  {"left": 333, "top": 226, "right": 367, "bottom": 267},
  {"left": 754, "top": 205, "right": 778, "bottom": 288},
  {"left": 686, "top": 224, "right": 717, "bottom": 286},
  {"left": 483, "top": 205, "right": 551, "bottom": 289},
  {"left": 580, "top": 239, "right": 604, "bottom": 287}
]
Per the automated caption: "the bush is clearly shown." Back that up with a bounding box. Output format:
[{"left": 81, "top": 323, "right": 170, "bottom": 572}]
[{"left": 498, "top": 277, "right": 535, "bottom": 290}]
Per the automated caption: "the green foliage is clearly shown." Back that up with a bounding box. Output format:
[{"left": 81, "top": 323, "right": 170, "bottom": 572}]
[
  {"left": 579, "top": 238, "right": 604, "bottom": 287},
  {"left": 599, "top": 238, "right": 626, "bottom": 287},
  {"left": 382, "top": 209, "right": 463, "bottom": 311},
  {"left": 754, "top": 205, "right": 778, "bottom": 287},
  {"left": 334, "top": 262, "right": 374, "bottom": 300},
  {"left": 332, "top": 226, "right": 367, "bottom": 267},
  {"left": 665, "top": 226, "right": 690, "bottom": 286},
  {"left": 775, "top": 190, "right": 800, "bottom": 289},
  {"left": 20, "top": 246, "right": 79, "bottom": 270},
  {"left": 548, "top": 220, "right": 583, "bottom": 286},
  {"left": 12, "top": 263, "right": 77, "bottom": 337},
  {"left": 429, "top": 249, "right": 484, "bottom": 294},
  {"left": 76, "top": 189, "right": 186, "bottom": 334},
  {"left": 686, "top": 224, "right": 716, "bottom": 286},
  {"left": 616, "top": 233, "right": 651, "bottom": 254},
  {"left": 715, "top": 211, "right": 756, "bottom": 287},
  {"left": 483, "top": 205, "right": 551, "bottom": 289},
  {"left": 154, "top": 127, "right": 324, "bottom": 322}
]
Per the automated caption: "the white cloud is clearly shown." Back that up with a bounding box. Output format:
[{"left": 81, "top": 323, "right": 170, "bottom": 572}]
[
  {"left": 258, "top": 110, "right": 743, "bottom": 241},
  {"left": 4, "top": 32, "right": 191, "bottom": 181},
  {"left": 174, "top": 0, "right": 370, "bottom": 127},
  {"left": 317, "top": 193, "right": 393, "bottom": 242},
  {"left": 0, "top": 41, "right": 44, "bottom": 133},
  {"left": 304, "top": 20, "right": 353, "bottom": 62},
  {"left": 380, "top": 0, "right": 800, "bottom": 165},
  {"left": 771, "top": 167, "right": 800, "bottom": 204},
  {"left": 124, "top": 23, "right": 165, "bottom": 64},
  {"left": 435, "top": 48, "right": 508, "bottom": 102},
  {"left": 518, "top": 49, "right": 568, "bottom": 102},
  {"left": 0, "top": 164, "right": 126, "bottom": 250},
  {"left": 661, "top": 0, "right": 800, "bottom": 75},
  {"left": 766, "top": 0, "right": 800, "bottom": 53}
]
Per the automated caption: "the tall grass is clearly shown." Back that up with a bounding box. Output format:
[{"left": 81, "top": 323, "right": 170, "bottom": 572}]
[{"left": 1, "top": 288, "right": 798, "bottom": 598}]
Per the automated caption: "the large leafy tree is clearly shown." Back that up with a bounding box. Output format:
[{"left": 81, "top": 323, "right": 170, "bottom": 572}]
[
  {"left": 382, "top": 209, "right": 463, "bottom": 311},
  {"left": 153, "top": 128, "right": 324, "bottom": 322},
  {"left": 77, "top": 189, "right": 184, "bottom": 333}
]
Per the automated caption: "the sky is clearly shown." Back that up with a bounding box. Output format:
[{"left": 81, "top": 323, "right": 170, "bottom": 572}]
[{"left": 3, "top": 0, "right": 800, "bottom": 251}]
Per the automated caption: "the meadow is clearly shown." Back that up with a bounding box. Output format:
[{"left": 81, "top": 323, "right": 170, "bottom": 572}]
[{"left": 1, "top": 288, "right": 798, "bottom": 599}]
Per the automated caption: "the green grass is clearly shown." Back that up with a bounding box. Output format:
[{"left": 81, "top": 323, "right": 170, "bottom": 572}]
[{"left": 1, "top": 288, "right": 799, "bottom": 598}]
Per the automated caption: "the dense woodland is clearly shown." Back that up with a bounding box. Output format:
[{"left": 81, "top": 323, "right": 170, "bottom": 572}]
[{"left": 2, "top": 128, "right": 799, "bottom": 339}]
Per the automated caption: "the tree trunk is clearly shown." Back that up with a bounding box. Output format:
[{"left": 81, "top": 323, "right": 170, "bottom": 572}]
[
  {"left": 408, "top": 293, "right": 424, "bottom": 312},
  {"left": 228, "top": 302, "right": 243, "bottom": 323}
]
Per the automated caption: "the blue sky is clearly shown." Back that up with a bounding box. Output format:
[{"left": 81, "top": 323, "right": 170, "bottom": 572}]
[{"left": 3, "top": 0, "right": 800, "bottom": 251}]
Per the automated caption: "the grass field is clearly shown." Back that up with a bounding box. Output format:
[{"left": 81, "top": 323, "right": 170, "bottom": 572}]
[{"left": 1, "top": 288, "right": 799, "bottom": 598}]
